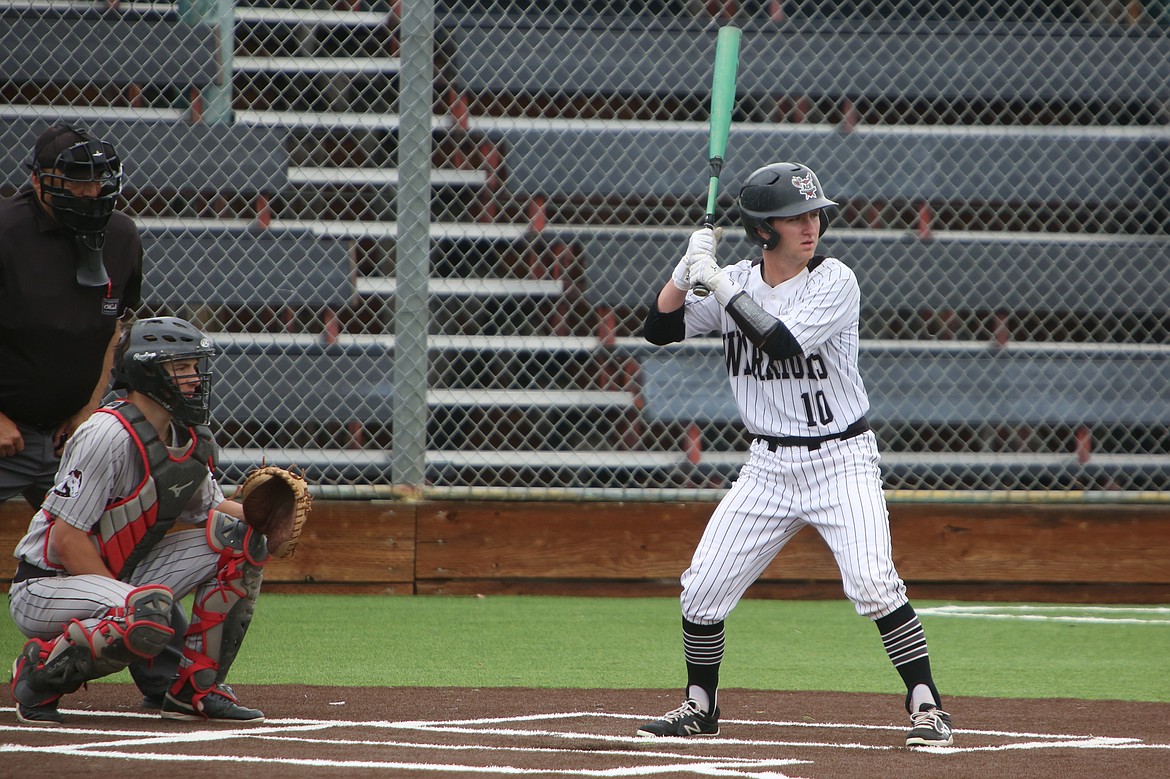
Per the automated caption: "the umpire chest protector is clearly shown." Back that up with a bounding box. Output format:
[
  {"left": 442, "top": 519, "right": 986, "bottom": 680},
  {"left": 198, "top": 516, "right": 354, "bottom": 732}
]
[{"left": 92, "top": 400, "right": 215, "bottom": 581}]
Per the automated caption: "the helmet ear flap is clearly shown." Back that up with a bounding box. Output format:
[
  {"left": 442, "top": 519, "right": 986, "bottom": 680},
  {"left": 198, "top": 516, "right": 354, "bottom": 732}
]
[
  {"left": 742, "top": 216, "right": 781, "bottom": 250},
  {"left": 818, "top": 209, "right": 833, "bottom": 237},
  {"left": 111, "top": 325, "right": 133, "bottom": 392}
]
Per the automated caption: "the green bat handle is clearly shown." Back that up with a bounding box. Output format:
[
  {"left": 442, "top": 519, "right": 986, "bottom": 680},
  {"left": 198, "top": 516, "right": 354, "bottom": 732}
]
[{"left": 703, "top": 157, "right": 724, "bottom": 227}]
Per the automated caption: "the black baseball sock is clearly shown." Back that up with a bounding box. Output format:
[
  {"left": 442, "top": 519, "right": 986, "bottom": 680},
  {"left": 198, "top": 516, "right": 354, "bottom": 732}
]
[
  {"left": 682, "top": 618, "right": 724, "bottom": 714},
  {"left": 875, "top": 603, "right": 941, "bottom": 713}
]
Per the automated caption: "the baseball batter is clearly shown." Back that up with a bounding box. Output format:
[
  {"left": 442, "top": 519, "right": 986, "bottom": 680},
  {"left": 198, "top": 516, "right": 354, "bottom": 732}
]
[
  {"left": 637, "top": 162, "right": 953, "bottom": 747},
  {"left": 8, "top": 317, "right": 268, "bottom": 725}
]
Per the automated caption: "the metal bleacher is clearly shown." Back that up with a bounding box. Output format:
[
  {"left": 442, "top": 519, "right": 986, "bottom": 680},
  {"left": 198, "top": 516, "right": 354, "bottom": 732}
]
[
  {"left": 0, "top": 9, "right": 218, "bottom": 98},
  {"left": 140, "top": 230, "right": 353, "bottom": 312},
  {"left": 0, "top": 2, "right": 626, "bottom": 487},
  {"left": 634, "top": 341, "right": 1170, "bottom": 491},
  {"left": 439, "top": 13, "right": 1170, "bottom": 491},
  {"left": 0, "top": 118, "right": 290, "bottom": 193},
  {"left": 451, "top": 17, "right": 1170, "bottom": 106},
  {"left": 575, "top": 229, "right": 1170, "bottom": 311},
  {"left": 6, "top": 2, "right": 1168, "bottom": 493},
  {"left": 469, "top": 119, "right": 1170, "bottom": 208}
]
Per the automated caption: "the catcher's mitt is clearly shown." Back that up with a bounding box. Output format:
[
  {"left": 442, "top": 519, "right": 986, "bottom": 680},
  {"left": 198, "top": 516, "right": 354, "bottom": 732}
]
[{"left": 237, "top": 465, "right": 312, "bottom": 558}]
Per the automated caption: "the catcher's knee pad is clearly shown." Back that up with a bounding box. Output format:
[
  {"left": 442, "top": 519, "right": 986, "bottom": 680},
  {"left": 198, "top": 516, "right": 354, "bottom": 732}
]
[
  {"left": 123, "top": 584, "right": 176, "bottom": 658},
  {"left": 31, "top": 586, "right": 175, "bottom": 691}
]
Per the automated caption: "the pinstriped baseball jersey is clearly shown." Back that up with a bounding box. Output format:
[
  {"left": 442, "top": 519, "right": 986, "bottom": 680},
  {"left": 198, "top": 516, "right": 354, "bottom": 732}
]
[
  {"left": 682, "top": 255, "right": 869, "bottom": 437},
  {"left": 673, "top": 249, "right": 908, "bottom": 624},
  {"left": 12, "top": 411, "right": 224, "bottom": 571}
]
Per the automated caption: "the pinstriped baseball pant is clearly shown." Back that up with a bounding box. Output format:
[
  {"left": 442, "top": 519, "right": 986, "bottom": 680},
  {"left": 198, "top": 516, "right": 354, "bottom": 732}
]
[
  {"left": 8, "top": 527, "right": 223, "bottom": 640},
  {"left": 681, "top": 431, "right": 908, "bottom": 624}
]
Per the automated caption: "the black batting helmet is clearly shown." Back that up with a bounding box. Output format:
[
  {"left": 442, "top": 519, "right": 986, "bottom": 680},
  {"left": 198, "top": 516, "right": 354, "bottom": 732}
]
[
  {"left": 30, "top": 124, "right": 123, "bottom": 245},
  {"left": 113, "top": 317, "right": 215, "bottom": 426},
  {"left": 737, "top": 162, "right": 838, "bottom": 249}
]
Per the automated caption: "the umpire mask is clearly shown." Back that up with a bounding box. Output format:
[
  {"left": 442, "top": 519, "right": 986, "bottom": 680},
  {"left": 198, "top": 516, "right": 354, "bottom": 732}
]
[{"left": 31, "top": 125, "right": 124, "bottom": 286}]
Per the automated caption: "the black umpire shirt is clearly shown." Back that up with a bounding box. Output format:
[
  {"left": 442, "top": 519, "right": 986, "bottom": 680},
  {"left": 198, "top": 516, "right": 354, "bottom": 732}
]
[{"left": 0, "top": 185, "right": 142, "bottom": 427}]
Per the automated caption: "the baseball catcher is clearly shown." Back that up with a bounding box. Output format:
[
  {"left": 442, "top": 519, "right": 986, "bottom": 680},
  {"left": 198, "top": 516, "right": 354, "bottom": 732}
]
[
  {"left": 8, "top": 317, "right": 275, "bottom": 725},
  {"left": 237, "top": 465, "right": 313, "bottom": 558}
]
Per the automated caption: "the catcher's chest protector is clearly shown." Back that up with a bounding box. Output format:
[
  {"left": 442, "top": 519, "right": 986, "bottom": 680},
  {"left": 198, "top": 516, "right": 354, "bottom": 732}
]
[{"left": 92, "top": 401, "right": 215, "bottom": 580}]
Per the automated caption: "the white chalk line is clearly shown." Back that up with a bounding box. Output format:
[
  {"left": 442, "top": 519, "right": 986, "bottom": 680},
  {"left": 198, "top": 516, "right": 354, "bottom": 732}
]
[
  {"left": 918, "top": 605, "right": 1170, "bottom": 625},
  {"left": 0, "top": 747, "right": 814, "bottom": 776},
  {"left": 927, "top": 606, "right": 1170, "bottom": 614},
  {"left": 0, "top": 719, "right": 816, "bottom": 778},
  {"left": 915, "top": 737, "right": 1170, "bottom": 755},
  {"left": 2, "top": 706, "right": 1168, "bottom": 777},
  {"left": 252, "top": 732, "right": 812, "bottom": 763},
  {"left": 394, "top": 710, "right": 1135, "bottom": 741}
]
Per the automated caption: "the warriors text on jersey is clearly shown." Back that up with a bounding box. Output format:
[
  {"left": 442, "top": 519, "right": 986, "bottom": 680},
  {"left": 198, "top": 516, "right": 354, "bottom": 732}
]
[{"left": 683, "top": 255, "right": 868, "bottom": 437}]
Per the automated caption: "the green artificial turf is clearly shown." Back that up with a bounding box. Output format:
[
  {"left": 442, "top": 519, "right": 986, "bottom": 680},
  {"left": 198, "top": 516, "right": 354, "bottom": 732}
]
[{"left": 3, "top": 595, "right": 1167, "bottom": 702}]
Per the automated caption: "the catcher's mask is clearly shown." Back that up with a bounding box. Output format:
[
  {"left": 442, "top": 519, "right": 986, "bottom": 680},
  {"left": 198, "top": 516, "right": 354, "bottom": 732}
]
[
  {"left": 114, "top": 317, "right": 215, "bottom": 427},
  {"left": 737, "top": 161, "right": 838, "bottom": 250}
]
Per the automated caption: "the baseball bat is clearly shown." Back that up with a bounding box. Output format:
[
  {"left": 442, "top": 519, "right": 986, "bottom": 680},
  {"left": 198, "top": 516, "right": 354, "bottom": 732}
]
[{"left": 692, "top": 24, "right": 741, "bottom": 297}]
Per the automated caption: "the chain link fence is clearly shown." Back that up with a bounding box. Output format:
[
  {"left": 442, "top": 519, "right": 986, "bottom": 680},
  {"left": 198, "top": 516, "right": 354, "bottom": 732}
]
[{"left": 3, "top": 0, "right": 1168, "bottom": 499}]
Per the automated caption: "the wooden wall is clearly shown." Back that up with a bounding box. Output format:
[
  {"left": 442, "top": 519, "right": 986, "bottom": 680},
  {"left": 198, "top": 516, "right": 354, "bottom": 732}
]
[{"left": 2, "top": 499, "right": 1168, "bottom": 602}]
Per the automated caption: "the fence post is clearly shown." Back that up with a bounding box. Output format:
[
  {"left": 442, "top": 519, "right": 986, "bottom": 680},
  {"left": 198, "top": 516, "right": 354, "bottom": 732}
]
[
  {"left": 392, "top": 0, "right": 435, "bottom": 492},
  {"left": 178, "top": 0, "right": 233, "bottom": 124}
]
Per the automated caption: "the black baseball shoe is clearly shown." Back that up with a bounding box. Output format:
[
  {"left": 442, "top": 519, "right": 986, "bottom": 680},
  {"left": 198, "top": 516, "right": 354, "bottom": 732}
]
[
  {"left": 140, "top": 692, "right": 166, "bottom": 710},
  {"left": 161, "top": 682, "right": 264, "bottom": 724},
  {"left": 906, "top": 703, "right": 954, "bottom": 747},
  {"left": 636, "top": 699, "right": 720, "bottom": 737},
  {"left": 11, "top": 639, "right": 65, "bottom": 726}
]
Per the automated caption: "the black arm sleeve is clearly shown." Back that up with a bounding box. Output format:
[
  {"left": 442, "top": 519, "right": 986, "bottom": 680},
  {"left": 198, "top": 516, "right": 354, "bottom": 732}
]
[
  {"left": 761, "top": 322, "right": 803, "bottom": 359},
  {"left": 642, "top": 300, "right": 686, "bottom": 345},
  {"left": 725, "top": 291, "right": 803, "bottom": 359}
]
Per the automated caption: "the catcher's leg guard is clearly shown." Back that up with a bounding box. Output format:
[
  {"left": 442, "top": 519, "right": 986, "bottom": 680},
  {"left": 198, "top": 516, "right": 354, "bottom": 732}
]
[
  {"left": 130, "top": 602, "right": 188, "bottom": 706},
  {"left": 168, "top": 511, "right": 266, "bottom": 716},
  {"left": 11, "top": 585, "right": 175, "bottom": 714},
  {"left": 11, "top": 639, "right": 67, "bottom": 722}
]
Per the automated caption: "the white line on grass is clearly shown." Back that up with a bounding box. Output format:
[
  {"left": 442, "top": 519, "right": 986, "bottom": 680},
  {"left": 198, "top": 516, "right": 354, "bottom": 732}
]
[
  {"left": 917, "top": 605, "right": 1170, "bottom": 625},
  {"left": 927, "top": 606, "right": 1170, "bottom": 614}
]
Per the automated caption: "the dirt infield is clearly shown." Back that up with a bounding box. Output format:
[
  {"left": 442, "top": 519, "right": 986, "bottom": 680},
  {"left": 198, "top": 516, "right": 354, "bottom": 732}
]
[{"left": 3, "top": 684, "right": 1168, "bottom": 778}]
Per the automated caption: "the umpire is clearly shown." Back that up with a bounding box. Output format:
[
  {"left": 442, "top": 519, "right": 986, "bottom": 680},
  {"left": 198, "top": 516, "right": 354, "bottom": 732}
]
[
  {"left": 0, "top": 123, "right": 176, "bottom": 709},
  {"left": 0, "top": 123, "right": 142, "bottom": 506}
]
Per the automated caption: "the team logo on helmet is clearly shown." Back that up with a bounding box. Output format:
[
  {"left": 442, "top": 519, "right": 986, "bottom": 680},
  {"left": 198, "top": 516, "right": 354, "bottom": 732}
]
[{"left": 792, "top": 174, "right": 819, "bottom": 201}]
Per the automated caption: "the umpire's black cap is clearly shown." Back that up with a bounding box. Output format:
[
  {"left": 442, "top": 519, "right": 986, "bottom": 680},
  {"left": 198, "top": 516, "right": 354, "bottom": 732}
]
[{"left": 30, "top": 124, "right": 90, "bottom": 170}]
